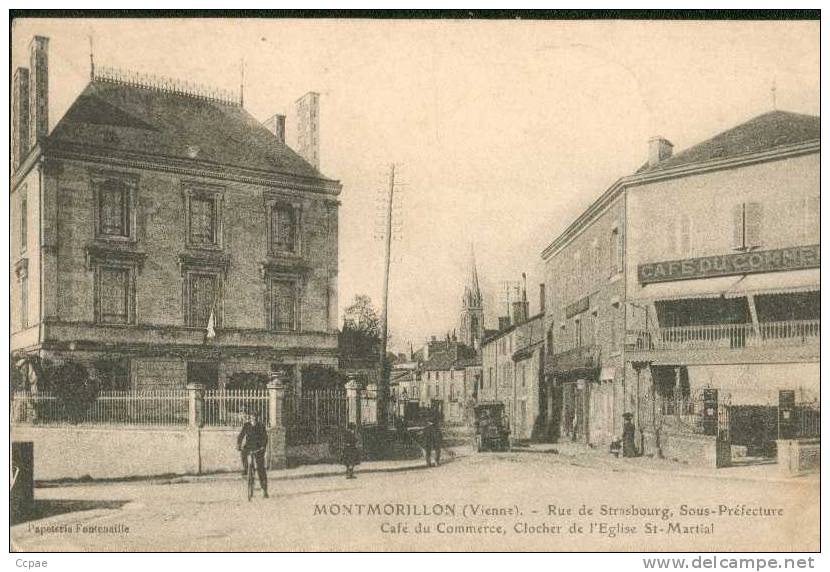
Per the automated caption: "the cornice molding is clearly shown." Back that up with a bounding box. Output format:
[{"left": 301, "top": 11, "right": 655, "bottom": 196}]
[
  {"left": 43, "top": 142, "right": 343, "bottom": 196},
  {"left": 541, "top": 140, "right": 820, "bottom": 261}
]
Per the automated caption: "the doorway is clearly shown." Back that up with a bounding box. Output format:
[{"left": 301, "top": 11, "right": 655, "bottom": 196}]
[{"left": 187, "top": 361, "right": 219, "bottom": 389}]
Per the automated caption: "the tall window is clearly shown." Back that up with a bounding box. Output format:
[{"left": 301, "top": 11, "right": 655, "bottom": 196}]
[
  {"left": 20, "top": 274, "right": 28, "bottom": 329},
  {"left": 97, "top": 266, "right": 130, "bottom": 324},
  {"left": 270, "top": 278, "right": 298, "bottom": 331},
  {"left": 20, "top": 192, "right": 27, "bottom": 253},
  {"left": 187, "top": 273, "right": 218, "bottom": 327},
  {"left": 732, "top": 202, "right": 763, "bottom": 251},
  {"left": 270, "top": 204, "right": 298, "bottom": 254},
  {"left": 97, "top": 179, "right": 131, "bottom": 238},
  {"left": 190, "top": 197, "right": 217, "bottom": 246}
]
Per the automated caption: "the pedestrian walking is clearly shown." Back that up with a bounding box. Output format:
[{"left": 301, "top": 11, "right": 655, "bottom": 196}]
[
  {"left": 423, "top": 420, "right": 444, "bottom": 467},
  {"left": 341, "top": 423, "right": 360, "bottom": 479}
]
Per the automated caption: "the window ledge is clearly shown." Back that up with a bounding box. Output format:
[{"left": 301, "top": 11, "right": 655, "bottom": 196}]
[
  {"left": 179, "top": 252, "right": 230, "bottom": 274},
  {"left": 261, "top": 258, "right": 311, "bottom": 277},
  {"left": 85, "top": 245, "right": 147, "bottom": 270}
]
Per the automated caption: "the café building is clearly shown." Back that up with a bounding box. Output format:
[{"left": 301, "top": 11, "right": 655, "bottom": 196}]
[{"left": 625, "top": 111, "right": 819, "bottom": 458}]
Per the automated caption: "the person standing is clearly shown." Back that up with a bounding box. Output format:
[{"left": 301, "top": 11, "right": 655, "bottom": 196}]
[
  {"left": 341, "top": 423, "right": 360, "bottom": 479},
  {"left": 237, "top": 410, "right": 269, "bottom": 498},
  {"left": 423, "top": 420, "right": 443, "bottom": 467},
  {"left": 622, "top": 412, "right": 638, "bottom": 458}
]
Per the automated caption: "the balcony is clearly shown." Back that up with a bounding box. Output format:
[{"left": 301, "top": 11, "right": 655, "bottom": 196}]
[
  {"left": 626, "top": 320, "right": 820, "bottom": 365},
  {"left": 545, "top": 344, "right": 600, "bottom": 376}
]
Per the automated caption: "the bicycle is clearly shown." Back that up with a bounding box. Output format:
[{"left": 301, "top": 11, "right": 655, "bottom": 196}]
[{"left": 245, "top": 447, "right": 266, "bottom": 502}]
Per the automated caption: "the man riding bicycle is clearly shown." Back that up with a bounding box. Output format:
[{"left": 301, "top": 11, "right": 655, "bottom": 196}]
[{"left": 237, "top": 409, "right": 269, "bottom": 498}]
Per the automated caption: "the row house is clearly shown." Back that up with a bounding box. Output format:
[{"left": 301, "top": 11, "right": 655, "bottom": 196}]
[
  {"left": 10, "top": 36, "right": 341, "bottom": 391},
  {"left": 479, "top": 281, "right": 546, "bottom": 441}
]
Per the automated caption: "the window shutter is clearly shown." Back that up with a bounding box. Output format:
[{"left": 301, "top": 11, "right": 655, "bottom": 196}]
[
  {"left": 100, "top": 268, "right": 128, "bottom": 324},
  {"left": 745, "top": 202, "right": 763, "bottom": 248},
  {"left": 731, "top": 203, "right": 745, "bottom": 250},
  {"left": 663, "top": 217, "right": 675, "bottom": 257},
  {"left": 806, "top": 195, "right": 820, "bottom": 242},
  {"left": 679, "top": 213, "right": 691, "bottom": 256}
]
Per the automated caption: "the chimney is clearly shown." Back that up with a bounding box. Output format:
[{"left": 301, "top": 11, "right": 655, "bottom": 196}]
[
  {"left": 539, "top": 283, "right": 546, "bottom": 313},
  {"left": 648, "top": 136, "right": 673, "bottom": 167},
  {"left": 510, "top": 273, "right": 530, "bottom": 324},
  {"left": 28, "top": 36, "right": 49, "bottom": 149},
  {"left": 12, "top": 67, "right": 30, "bottom": 170},
  {"left": 295, "top": 91, "right": 320, "bottom": 170},
  {"left": 264, "top": 113, "right": 286, "bottom": 144}
]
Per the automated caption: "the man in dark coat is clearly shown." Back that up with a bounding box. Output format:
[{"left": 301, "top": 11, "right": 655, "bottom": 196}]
[
  {"left": 341, "top": 423, "right": 360, "bottom": 479},
  {"left": 423, "top": 421, "right": 443, "bottom": 467},
  {"left": 622, "top": 412, "right": 637, "bottom": 458},
  {"left": 237, "top": 410, "right": 269, "bottom": 497}
]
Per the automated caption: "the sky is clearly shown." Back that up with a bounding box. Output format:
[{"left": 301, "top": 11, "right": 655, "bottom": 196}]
[{"left": 11, "top": 18, "right": 820, "bottom": 353}]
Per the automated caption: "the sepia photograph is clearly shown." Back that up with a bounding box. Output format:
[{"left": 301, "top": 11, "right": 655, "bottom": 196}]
[{"left": 7, "top": 11, "right": 821, "bottom": 554}]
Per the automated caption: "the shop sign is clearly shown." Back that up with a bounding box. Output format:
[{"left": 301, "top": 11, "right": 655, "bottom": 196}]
[
  {"left": 638, "top": 244, "right": 820, "bottom": 284},
  {"left": 565, "top": 295, "right": 590, "bottom": 318}
]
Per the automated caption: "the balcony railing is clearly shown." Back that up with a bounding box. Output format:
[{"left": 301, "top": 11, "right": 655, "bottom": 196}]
[{"left": 627, "top": 319, "right": 820, "bottom": 352}]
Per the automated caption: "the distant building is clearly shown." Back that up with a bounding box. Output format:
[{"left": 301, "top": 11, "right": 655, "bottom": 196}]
[
  {"left": 542, "top": 110, "right": 820, "bottom": 456},
  {"left": 479, "top": 278, "right": 547, "bottom": 441},
  {"left": 10, "top": 36, "right": 341, "bottom": 391}
]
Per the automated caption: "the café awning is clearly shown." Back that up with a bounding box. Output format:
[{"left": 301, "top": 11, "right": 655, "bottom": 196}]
[
  {"left": 635, "top": 275, "right": 744, "bottom": 301},
  {"left": 724, "top": 268, "right": 820, "bottom": 298}
]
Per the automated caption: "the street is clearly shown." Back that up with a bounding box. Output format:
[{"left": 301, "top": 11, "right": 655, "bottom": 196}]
[{"left": 11, "top": 449, "right": 819, "bottom": 552}]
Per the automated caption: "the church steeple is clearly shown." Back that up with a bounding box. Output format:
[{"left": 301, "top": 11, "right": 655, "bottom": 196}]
[{"left": 459, "top": 244, "right": 484, "bottom": 349}]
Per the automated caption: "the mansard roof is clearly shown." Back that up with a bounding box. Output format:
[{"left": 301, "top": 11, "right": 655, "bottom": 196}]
[{"left": 48, "top": 79, "right": 334, "bottom": 183}]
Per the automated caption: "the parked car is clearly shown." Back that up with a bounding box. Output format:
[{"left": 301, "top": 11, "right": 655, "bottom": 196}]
[{"left": 473, "top": 402, "right": 510, "bottom": 452}]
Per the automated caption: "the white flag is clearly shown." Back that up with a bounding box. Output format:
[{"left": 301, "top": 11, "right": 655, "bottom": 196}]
[{"left": 205, "top": 307, "right": 216, "bottom": 340}]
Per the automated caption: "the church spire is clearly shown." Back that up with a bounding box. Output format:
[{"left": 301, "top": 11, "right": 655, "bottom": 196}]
[
  {"left": 459, "top": 243, "right": 484, "bottom": 349},
  {"left": 463, "top": 243, "right": 482, "bottom": 309}
]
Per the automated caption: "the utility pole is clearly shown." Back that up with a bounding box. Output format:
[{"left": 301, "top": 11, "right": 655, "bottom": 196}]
[{"left": 378, "top": 163, "right": 395, "bottom": 431}]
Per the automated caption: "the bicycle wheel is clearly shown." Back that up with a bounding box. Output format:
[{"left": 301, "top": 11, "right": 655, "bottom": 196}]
[{"left": 247, "top": 460, "right": 255, "bottom": 502}]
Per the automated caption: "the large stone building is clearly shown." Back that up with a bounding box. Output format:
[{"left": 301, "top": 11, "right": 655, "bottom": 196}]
[
  {"left": 542, "top": 110, "right": 819, "bottom": 457},
  {"left": 10, "top": 36, "right": 341, "bottom": 391}
]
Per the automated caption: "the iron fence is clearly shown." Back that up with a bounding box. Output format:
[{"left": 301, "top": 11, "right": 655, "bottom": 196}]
[
  {"left": 285, "top": 388, "right": 348, "bottom": 445},
  {"left": 11, "top": 390, "right": 189, "bottom": 426},
  {"left": 203, "top": 389, "right": 269, "bottom": 428},
  {"left": 628, "top": 319, "right": 819, "bottom": 352},
  {"left": 793, "top": 403, "right": 820, "bottom": 438}
]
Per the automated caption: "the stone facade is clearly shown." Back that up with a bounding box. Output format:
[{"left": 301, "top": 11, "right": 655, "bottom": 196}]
[
  {"left": 480, "top": 313, "right": 545, "bottom": 441},
  {"left": 542, "top": 192, "right": 626, "bottom": 446},
  {"left": 10, "top": 36, "right": 341, "bottom": 392}
]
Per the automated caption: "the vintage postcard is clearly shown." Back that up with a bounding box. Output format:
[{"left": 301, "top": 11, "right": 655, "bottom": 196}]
[{"left": 8, "top": 12, "right": 820, "bottom": 554}]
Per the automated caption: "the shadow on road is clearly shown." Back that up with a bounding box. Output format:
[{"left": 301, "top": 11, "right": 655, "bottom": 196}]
[{"left": 12, "top": 499, "right": 130, "bottom": 525}]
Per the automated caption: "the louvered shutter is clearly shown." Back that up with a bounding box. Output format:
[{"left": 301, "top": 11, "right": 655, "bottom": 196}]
[
  {"left": 731, "top": 203, "right": 745, "bottom": 249},
  {"left": 745, "top": 202, "right": 763, "bottom": 248},
  {"left": 680, "top": 214, "right": 692, "bottom": 256},
  {"left": 666, "top": 217, "right": 677, "bottom": 256},
  {"left": 806, "top": 195, "right": 820, "bottom": 242}
]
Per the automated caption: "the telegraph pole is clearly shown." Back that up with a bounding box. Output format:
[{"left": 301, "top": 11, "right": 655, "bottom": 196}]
[{"left": 378, "top": 163, "right": 395, "bottom": 431}]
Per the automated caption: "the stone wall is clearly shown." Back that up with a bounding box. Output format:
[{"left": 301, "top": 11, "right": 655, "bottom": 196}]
[{"left": 11, "top": 425, "right": 287, "bottom": 481}]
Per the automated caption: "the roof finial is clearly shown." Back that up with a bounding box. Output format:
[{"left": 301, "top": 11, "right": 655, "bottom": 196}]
[
  {"left": 771, "top": 77, "right": 777, "bottom": 111},
  {"left": 89, "top": 34, "right": 95, "bottom": 80},
  {"left": 239, "top": 58, "right": 245, "bottom": 107}
]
